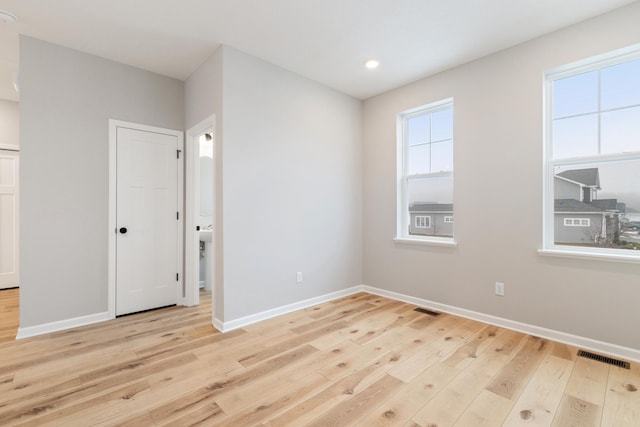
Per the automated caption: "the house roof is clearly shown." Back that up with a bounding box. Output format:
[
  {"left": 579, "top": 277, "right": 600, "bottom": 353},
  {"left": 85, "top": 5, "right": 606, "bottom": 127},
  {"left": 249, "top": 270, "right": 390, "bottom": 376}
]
[
  {"left": 590, "top": 199, "right": 621, "bottom": 211},
  {"left": 409, "top": 203, "right": 453, "bottom": 213},
  {"left": 556, "top": 168, "right": 601, "bottom": 189},
  {"left": 554, "top": 199, "right": 606, "bottom": 213}
]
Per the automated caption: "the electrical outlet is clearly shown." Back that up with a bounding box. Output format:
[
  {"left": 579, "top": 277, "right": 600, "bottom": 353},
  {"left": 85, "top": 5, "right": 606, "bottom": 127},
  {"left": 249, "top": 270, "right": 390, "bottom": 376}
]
[
  {"left": 296, "top": 272, "right": 303, "bottom": 283},
  {"left": 495, "top": 282, "right": 505, "bottom": 296}
]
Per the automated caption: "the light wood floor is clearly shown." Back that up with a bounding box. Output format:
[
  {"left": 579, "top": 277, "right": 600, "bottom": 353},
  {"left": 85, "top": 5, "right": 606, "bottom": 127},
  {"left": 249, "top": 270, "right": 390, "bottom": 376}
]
[{"left": 0, "top": 289, "right": 638, "bottom": 426}]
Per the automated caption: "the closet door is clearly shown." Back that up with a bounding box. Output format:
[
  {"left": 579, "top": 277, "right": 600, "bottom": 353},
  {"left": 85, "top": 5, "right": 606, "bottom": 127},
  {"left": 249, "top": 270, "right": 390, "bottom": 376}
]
[{"left": 0, "top": 150, "right": 19, "bottom": 289}]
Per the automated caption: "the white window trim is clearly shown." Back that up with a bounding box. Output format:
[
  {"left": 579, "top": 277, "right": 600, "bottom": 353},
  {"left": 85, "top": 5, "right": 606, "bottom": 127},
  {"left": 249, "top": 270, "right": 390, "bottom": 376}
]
[
  {"left": 444, "top": 216, "right": 454, "bottom": 223},
  {"left": 397, "top": 98, "right": 456, "bottom": 247},
  {"left": 542, "top": 44, "right": 640, "bottom": 262},
  {"left": 394, "top": 236, "right": 458, "bottom": 247}
]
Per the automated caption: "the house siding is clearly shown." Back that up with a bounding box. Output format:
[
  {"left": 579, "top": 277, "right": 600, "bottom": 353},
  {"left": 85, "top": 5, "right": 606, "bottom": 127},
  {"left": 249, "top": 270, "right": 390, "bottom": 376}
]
[
  {"left": 554, "top": 177, "right": 581, "bottom": 201},
  {"left": 409, "top": 212, "right": 453, "bottom": 237},
  {"left": 554, "top": 213, "right": 603, "bottom": 244}
]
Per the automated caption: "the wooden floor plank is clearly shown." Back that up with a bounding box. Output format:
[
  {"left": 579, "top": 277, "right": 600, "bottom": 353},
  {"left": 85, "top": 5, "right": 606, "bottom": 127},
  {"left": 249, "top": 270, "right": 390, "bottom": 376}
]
[
  {"left": 485, "top": 336, "right": 552, "bottom": 400},
  {"left": 552, "top": 394, "right": 602, "bottom": 427},
  {"left": 0, "top": 288, "right": 638, "bottom": 426},
  {"left": 563, "top": 356, "right": 610, "bottom": 406},
  {"left": 601, "top": 364, "right": 640, "bottom": 427},
  {"left": 411, "top": 345, "right": 512, "bottom": 427},
  {"left": 453, "top": 389, "right": 514, "bottom": 427},
  {"left": 355, "top": 361, "right": 461, "bottom": 426},
  {"left": 305, "top": 374, "right": 404, "bottom": 426},
  {"left": 502, "top": 354, "right": 573, "bottom": 426}
]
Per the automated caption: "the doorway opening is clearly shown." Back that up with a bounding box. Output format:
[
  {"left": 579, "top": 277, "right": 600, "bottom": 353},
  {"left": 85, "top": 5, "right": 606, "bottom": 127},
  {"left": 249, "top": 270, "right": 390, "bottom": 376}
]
[{"left": 185, "top": 116, "right": 216, "bottom": 323}]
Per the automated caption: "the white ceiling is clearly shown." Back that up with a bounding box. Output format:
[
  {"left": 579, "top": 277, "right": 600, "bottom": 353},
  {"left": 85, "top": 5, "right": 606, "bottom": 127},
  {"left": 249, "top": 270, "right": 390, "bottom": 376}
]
[{"left": 0, "top": 0, "right": 636, "bottom": 102}]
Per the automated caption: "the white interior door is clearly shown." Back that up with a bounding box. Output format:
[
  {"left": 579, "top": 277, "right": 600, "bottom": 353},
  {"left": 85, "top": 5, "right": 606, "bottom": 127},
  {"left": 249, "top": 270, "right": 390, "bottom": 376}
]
[
  {"left": 0, "top": 150, "right": 19, "bottom": 289},
  {"left": 116, "top": 127, "right": 180, "bottom": 315}
]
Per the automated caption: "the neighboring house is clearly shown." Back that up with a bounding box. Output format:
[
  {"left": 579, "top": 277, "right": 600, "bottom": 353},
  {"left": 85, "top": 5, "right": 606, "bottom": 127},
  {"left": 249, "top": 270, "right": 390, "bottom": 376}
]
[
  {"left": 555, "top": 199, "right": 609, "bottom": 245},
  {"left": 408, "top": 203, "right": 453, "bottom": 237},
  {"left": 554, "top": 168, "right": 621, "bottom": 245},
  {"left": 555, "top": 168, "right": 600, "bottom": 202}
]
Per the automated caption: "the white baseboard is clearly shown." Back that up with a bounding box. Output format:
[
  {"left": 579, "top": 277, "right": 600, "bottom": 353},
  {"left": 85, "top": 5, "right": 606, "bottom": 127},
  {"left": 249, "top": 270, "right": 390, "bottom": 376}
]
[
  {"left": 214, "top": 286, "right": 364, "bottom": 333},
  {"left": 361, "top": 285, "right": 640, "bottom": 363},
  {"left": 16, "top": 311, "right": 110, "bottom": 340},
  {"left": 212, "top": 317, "right": 224, "bottom": 332}
]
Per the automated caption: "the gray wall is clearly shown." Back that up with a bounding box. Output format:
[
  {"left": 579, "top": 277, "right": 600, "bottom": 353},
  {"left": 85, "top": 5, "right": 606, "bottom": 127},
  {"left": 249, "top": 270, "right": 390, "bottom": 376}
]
[
  {"left": 185, "top": 48, "right": 225, "bottom": 319},
  {"left": 221, "top": 47, "right": 363, "bottom": 321},
  {"left": 186, "top": 45, "right": 364, "bottom": 324},
  {"left": 19, "top": 37, "right": 184, "bottom": 327},
  {"left": 554, "top": 177, "right": 581, "bottom": 201},
  {"left": 0, "top": 99, "right": 19, "bottom": 149},
  {"left": 363, "top": 3, "right": 640, "bottom": 350}
]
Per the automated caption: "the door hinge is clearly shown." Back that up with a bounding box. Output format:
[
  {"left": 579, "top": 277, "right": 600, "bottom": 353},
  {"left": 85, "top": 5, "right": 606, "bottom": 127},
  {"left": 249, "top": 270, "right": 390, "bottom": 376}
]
[
  {"left": 177, "top": 149, "right": 182, "bottom": 159},
  {"left": 177, "top": 211, "right": 179, "bottom": 220},
  {"left": 176, "top": 273, "right": 179, "bottom": 281}
]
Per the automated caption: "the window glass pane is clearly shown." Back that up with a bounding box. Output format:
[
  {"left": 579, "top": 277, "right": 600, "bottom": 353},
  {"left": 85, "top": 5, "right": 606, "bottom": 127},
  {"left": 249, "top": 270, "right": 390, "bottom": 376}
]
[
  {"left": 601, "top": 58, "right": 640, "bottom": 110},
  {"left": 408, "top": 175, "right": 453, "bottom": 205},
  {"left": 552, "top": 71, "right": 598, "bottom": 119},
  {"left": 407, "top": 144, "right": 430, "bottom": 175},
  {"left": 407, "top": 115, "right": 429, "bottom": 146},
  {"left": 431, "top": 108, "right": 453, "bottom": 141},
  {"left": 601, "top": 105, "right": 640, "bottom": 154},
  {"left": 552, "top": 114, "right": 598, "bottom": 159},
  {"left": 407, "top": 175, "right": 453, "bottom": 237},
  {"left": 430, "top": 140, "right": 453, "bottom": 172},
  {"left": 553, "top": 160, "right": 640, "bottom": 250}
]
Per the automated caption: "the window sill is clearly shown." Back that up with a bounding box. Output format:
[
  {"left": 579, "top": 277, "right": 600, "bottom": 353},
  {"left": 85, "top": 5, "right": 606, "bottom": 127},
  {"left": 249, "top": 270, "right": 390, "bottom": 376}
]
[
  {"left": 538, "top": 248, "right": 640, "bottom": 264},
  {"left": 394, "top": 237, "right": 458, "bottom": 248}
]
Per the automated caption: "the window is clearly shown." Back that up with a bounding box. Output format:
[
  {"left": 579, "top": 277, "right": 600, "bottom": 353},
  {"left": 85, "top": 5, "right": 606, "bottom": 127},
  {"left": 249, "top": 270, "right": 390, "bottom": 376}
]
[
  {"left": 563, "top": 218, "right": 590, "bottom": 227},
  {"left": 397, "top": 99, "right": 454, "bottom": 243},
  {"left": 544, "top": 46, "right": 640, "bottom": 258},
  {"left": 415, "top": 215, "right": 430, "bottom": 228}
]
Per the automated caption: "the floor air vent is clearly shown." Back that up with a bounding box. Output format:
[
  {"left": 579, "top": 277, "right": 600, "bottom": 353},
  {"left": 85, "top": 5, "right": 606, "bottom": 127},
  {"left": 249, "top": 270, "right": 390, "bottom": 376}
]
[
  {"left": 414, "top": 307, "right": 441, "bottom": 317},
  {"left": 577, "top": 350, "right": 630, "bottom": 369}
]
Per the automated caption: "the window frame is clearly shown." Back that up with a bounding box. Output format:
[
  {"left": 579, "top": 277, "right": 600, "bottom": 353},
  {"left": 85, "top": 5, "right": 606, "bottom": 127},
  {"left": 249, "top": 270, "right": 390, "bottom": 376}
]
[
  {"left": 541, "top": 44, "right": 640, "bottom": 263},
  {"left": 395, "top": 98, "right": 457, "bottom": 247},
  {"left": 563, "top": 218, "right": 590, "bottom": 227},
  {"left": 415, "top": 215, "right": 431, "bottom": 229}
]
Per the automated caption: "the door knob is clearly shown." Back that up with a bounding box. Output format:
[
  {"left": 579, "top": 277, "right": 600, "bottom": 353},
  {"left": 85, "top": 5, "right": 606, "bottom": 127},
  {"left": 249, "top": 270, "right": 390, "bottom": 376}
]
[{"left": 119, "top": 227, "right": 128, "bottom": 234}]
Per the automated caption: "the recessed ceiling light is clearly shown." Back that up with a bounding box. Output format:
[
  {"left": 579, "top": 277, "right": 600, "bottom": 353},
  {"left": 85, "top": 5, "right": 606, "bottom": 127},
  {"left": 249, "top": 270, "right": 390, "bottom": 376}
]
[
  {"left": 0, "top": 10, "right": 17, "bottom": 24},
  {"left": 364, "top": 59, "right": 379, "bottom": 69}
]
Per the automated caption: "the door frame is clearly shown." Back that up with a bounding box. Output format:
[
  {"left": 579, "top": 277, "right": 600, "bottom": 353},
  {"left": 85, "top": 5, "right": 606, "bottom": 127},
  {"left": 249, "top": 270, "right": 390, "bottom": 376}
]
[
  {"left": 108, "top": 119, "right": 184, "bottom": 319},
  {"left": 184, "top": 115, "right": 216, "bottom": 310}
]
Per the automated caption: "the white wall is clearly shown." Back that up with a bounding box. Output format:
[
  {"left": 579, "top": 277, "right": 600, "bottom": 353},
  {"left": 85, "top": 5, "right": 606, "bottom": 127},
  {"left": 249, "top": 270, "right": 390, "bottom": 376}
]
[
  {"left": 0, "top": 99, "right": 19, "bottom": 149},
  {"left": 221, "top": 47, "right": 363, "bottom": 321},
  {"left": 19, "top": 37, "right": 184, "bottom": 328},
  {"left": 185, "top": 48, "right": 223, "bottom": 131},
  {"left": 363, "top": 3, "right": 640, "bottom": 351}
]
